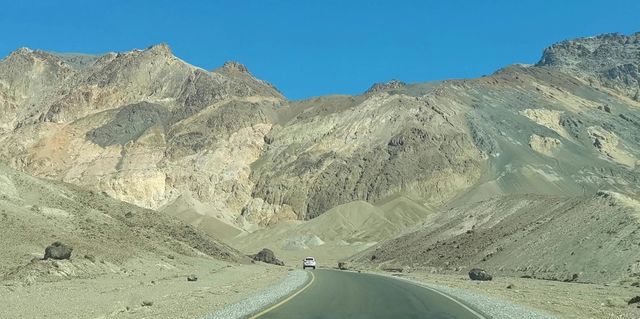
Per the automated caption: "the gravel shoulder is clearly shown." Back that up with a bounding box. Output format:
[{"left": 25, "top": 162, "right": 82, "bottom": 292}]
[
  {"left": 378, "top": 271, "right": 640, "bottom": 319},
  {"left": 202, "top": 269, "right": 310, "bottom": 319}
]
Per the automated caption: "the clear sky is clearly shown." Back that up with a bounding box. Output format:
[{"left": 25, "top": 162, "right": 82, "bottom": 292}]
[{"left": 1, "top": 0, "right": 639, "bottom": 99}]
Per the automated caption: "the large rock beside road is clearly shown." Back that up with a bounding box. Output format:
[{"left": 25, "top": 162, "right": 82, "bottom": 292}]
[
  {"left": 251, "top": 248, "right": 284, "bottom": 266},
  {"left": 44, "top": 242, "right": 73, "bottom": 260},
  {"left": 469, "top": 268, "right": 492, "bottom": 281}
]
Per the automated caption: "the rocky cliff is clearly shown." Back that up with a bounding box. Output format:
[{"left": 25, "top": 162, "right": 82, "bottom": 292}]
[{"left": 537, "top": 32, "right": 640, "bottom": 99}]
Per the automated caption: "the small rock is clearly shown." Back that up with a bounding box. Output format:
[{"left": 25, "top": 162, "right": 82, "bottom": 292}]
[
  {"left": 44, "top": 242, "right": 73, "bottom": 260},
  {"left": 167, "top": 255, "right": 175, "bottom": 260},
  {"left": 84, "top": 254, "right": 96, "bottom": 263},
  {"left": 338, "top": 262, "right": 348, "bottom": 270},
  {"left": 628, "top": 296, "right": 640, "bottom": 305},
  {"left": 631, "top": 282, "right": 640, "bottom": 287},
  {"left": 506, "top": 284, "right": 515, "bottom": 289},
  {"left": 563, "top": 273, "right": 579, "bottom": 282},
  {"left": 187, "top": 274, "right": 198, "bottom": 282},
  {"left": 141, "top": 300, "right": 153, "bottom": 307},
  {"left": 468, "top": 268, "right": 492, "bottom": 281}
]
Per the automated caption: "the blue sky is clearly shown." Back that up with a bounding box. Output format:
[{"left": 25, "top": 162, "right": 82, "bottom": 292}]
[{"left": 1, "top": 0, "right": 639, "bottom": 99}]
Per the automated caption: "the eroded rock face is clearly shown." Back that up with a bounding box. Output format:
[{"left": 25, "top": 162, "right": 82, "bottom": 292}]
[
  {"left": 0, "top": 44, "right": 286, "bottom": 226},
  {"left": 250, "top": 94, "right": 484, "bottom": 219},
  {"left": 529, "top": 134, "right": 561, "bottom": 156}
]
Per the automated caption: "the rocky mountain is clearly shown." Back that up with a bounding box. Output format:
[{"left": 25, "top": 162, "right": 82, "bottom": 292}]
[
  {"left": 0, "top": 44, "right": 284, "bottom": 229},
  {"left": 537, "top": 32, "right": 640, "bottom": 99},
  {"left": 0, "top": 33, "right": 638, "bottom": 245}
]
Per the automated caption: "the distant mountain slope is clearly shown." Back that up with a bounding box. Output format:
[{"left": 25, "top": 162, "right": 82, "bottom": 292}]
[{"left": 0, "top": 33, "right": 638, "bottom": 234}]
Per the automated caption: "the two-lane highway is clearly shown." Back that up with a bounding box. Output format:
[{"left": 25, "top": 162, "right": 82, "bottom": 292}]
[{"left": 254, "top": 269, "right": 486, "bottom": 319}]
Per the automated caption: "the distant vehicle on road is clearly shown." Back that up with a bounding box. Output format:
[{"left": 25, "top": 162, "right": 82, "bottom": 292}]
[{"left": 303, "top": 256, "right": 316, "bottom": 269}]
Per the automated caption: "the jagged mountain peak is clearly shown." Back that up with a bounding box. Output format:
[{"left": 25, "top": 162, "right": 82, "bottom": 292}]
[
  {"left": 365, "top": 79, "right": 406, "bottom": 94},
  {"left": 145, "top": 42, "right": 172, "bottom": 53},
  {"left": 219, "top": 61, "right": 250, "bottom": 74},
  {"left": 4, "top": 47, "right": 63, "bottom": 64},
  {"left": 10, "top": 47, "right": 33, "bottom": 56},
  {"left": 537, "top": 32, "right": 640, "bottom": 67},
  {"left": 536, "top": 31, "right": 640, "bottom": 97}
]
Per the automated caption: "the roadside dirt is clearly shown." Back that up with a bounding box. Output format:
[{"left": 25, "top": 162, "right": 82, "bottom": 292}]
[
  {"left": 1, "top": 256, "right": 288, "bottom": 319},
  {"left": 399, "top": 271, "right": 640, "bottom": 319}
]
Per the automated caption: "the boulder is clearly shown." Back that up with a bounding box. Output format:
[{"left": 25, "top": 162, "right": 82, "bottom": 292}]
[
  {"left": 250, "top": 248, "right": 284, "bottom": 266},
  {"left": 468, "top": 268, "right": 492, "bottom": 281},
  {"left": 628, "top": 296, "right": 640, "bottom": 305},
  {"left": 44, "top": 242, "right": 73, "bottom": 260}
]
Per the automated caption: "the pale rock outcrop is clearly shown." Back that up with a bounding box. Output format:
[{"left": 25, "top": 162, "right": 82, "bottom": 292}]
[{"left": 529, "top": 134, "right": 561, "bottom": 156}]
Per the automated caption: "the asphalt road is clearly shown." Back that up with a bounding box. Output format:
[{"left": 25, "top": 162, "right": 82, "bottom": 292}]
[{"left": 255, "top": 269, "right": 485, "bottom": 319}]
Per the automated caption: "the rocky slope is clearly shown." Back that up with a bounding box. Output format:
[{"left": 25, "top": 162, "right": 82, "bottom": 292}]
[
  {"left": 0, "top": 161, "right": 242, "bottom": 284},
  {"left": 0, "top": 33, "right": 638, "bottom": 241},
  {"left": 350, "top": 192, "right": 640, "bottom": 284},
  {"left": 0, "top": 160, "right": 289, "bottom": 319}
]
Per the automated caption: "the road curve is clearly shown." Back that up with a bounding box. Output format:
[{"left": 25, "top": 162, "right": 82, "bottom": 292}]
[{"left": 254, "top": 269, "right": 486, "bottom": 319}]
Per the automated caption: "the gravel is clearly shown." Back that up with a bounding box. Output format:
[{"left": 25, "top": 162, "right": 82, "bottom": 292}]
[
  {"left": 201, "top": 269, "right": 310, "bottom": 319},
  {"left": 388, "top": 274, "right": 557, "bottom": 319}
]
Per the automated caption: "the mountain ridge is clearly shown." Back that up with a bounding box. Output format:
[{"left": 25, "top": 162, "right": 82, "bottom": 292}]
[{"left": 0, "top": 32, "right": 638, "bottom": 234}]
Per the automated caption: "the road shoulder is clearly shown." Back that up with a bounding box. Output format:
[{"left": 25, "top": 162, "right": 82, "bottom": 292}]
[
  {"left": 370, "top": 270, "right": 640, "bottom": 319},
  {"left": 202, "top": 269, "right": 311, "bottom": 319},
  {"left": 366, "top": 270, "right": 557, "bottom": 319}
]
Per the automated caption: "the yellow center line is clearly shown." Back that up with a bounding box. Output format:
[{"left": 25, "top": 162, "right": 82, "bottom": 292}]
[{"left": 249, "top": 270, "right": 316, "bottom": 319}]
